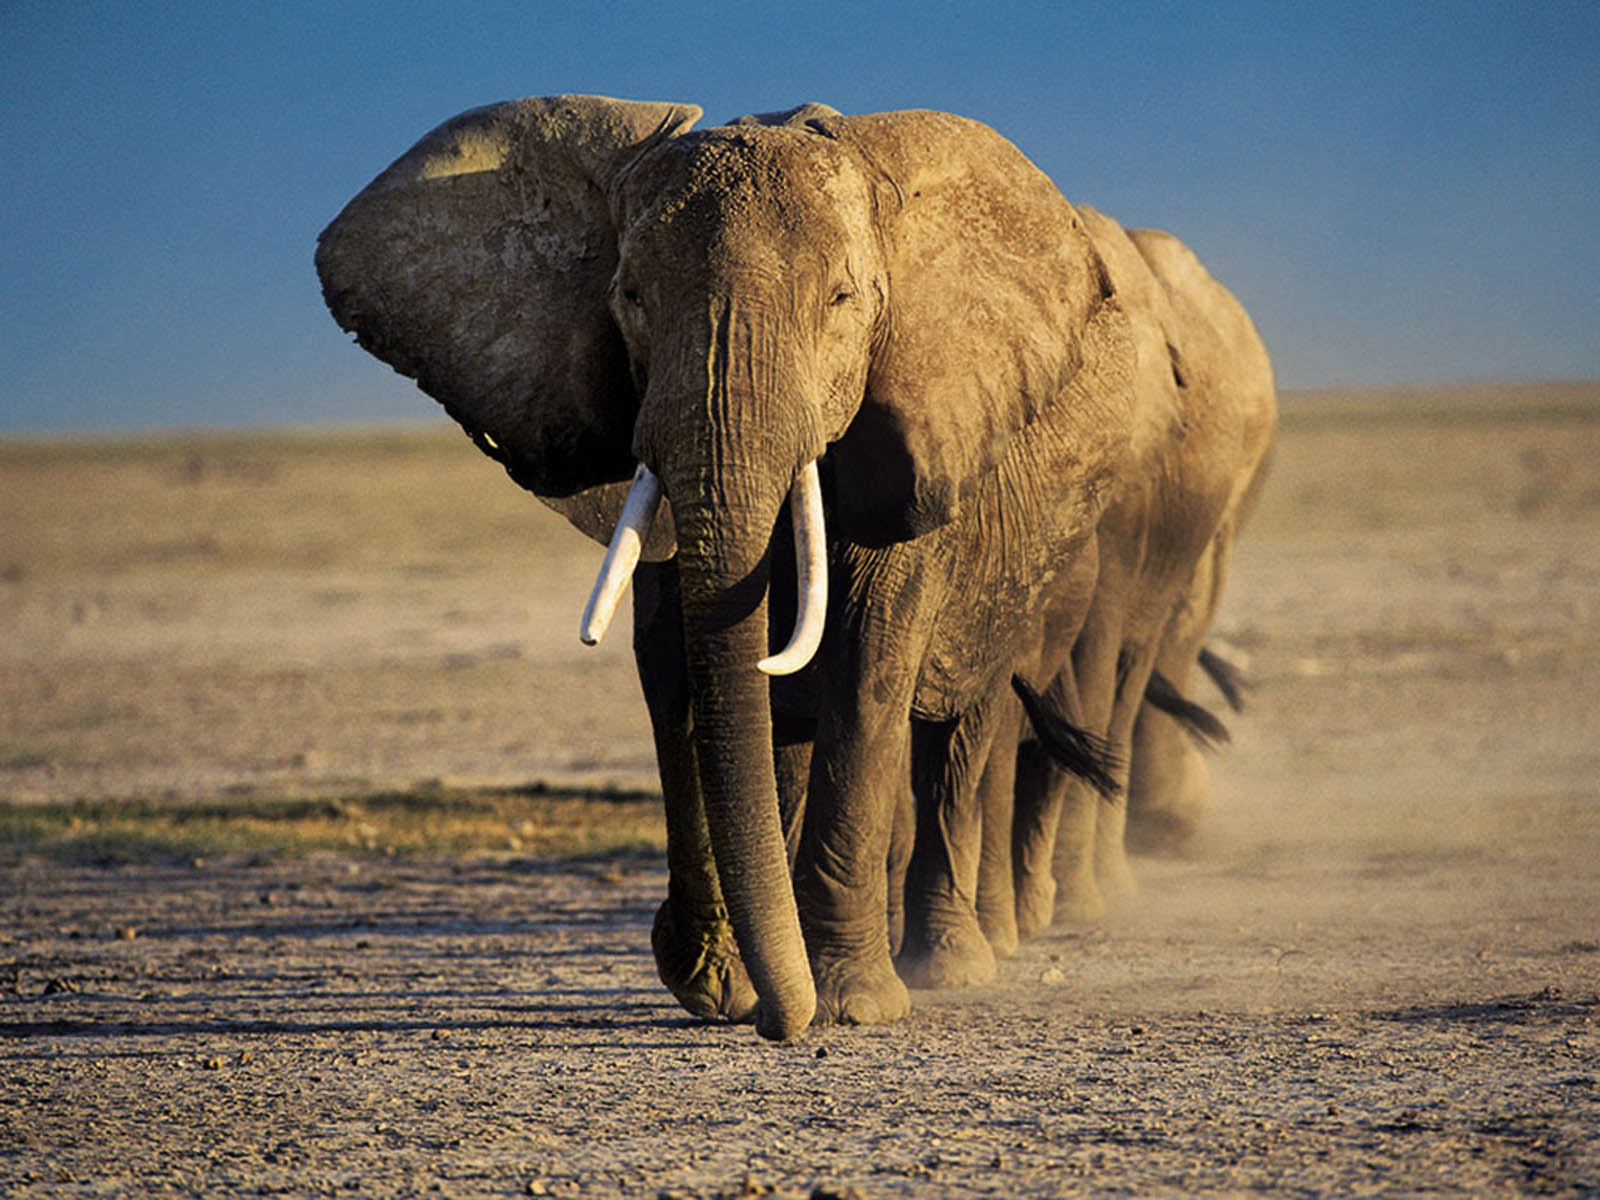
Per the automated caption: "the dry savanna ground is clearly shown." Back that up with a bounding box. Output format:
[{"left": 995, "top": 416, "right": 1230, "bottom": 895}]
[{"left": 2, "top": 382, "right": 1599, "bottom": 1197}]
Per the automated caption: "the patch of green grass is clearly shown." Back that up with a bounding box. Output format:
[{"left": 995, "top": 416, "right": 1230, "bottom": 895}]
[{"left": 0, "top": 786, "right": 666, "bottom": 867}]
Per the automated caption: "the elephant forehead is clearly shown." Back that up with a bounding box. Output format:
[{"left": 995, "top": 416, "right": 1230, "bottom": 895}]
[{"left": 629, "top": 127, "right": 866, "bottom": 241}]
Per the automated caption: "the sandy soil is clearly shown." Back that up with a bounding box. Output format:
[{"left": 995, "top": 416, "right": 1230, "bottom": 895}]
[{"left": 3, "top": 383, "right": 1599, "bottom": 1197}]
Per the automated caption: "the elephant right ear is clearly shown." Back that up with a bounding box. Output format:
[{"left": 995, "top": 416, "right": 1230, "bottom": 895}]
[{"left": 316, "top": 95, "right": 701, "bottom": 498}]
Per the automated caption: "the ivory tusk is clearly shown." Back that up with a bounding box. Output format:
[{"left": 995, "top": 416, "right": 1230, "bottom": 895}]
[
  {"left": 758, "top": 460, "right": 827, "bottom": 676},
  {"left": 579, "top": 463, "right": 663, "bottom": 646}
]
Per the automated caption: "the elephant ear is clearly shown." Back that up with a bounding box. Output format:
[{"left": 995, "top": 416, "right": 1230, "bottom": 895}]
[
  {"left": 816, "top": 110, "right": 1118, "bottom": 544},
  {"left": 316, "top": 94, "right": 701, "bottom": 499}
]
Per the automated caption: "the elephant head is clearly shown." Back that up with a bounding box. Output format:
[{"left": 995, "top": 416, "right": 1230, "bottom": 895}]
[{"left": 316, "top": 94, "right": 1129, "bottom": 1038}]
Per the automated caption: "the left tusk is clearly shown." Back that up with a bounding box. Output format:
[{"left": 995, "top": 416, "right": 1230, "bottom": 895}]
[
  {"left": 758, "top": 460, "right": 827, "bottom": 676},
  {"left": 579, "top": 463, "right": 663, "bottom": 646}
]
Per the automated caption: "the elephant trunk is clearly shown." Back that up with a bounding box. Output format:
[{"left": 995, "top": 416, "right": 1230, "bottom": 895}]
[
  {"left": 670, "top": 471, "right": 817, "bottom": 1040},
  {"left": 588, "top": 297, "right": 827, "bottom": 1039}
]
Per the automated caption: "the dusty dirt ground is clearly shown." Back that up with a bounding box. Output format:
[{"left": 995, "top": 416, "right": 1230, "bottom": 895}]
[{"left": 3, "top": 383, "right": 1599, "bottom": 1197}]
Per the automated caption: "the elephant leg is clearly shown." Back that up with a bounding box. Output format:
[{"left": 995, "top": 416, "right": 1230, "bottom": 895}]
[
  {"left": 1127, "top": 530, "right": 1232, "bottom": 854},
  {"left": 797, "top": 713, "right": 914, "bottom": 1023},
  {"left": 886, "top": 769, "right": 915, "bottom": 960},
  {"left": 794, "top": 601, "right": 929, "bottom": 1026},
  {"left": 1125, "top": 701, "right": 1211, "bottom": 855},
  {"left": 1013, "top": 740, "right": 1071, "bottom": 933},
  {"left": 1092, "top": 643, "right": 1165, "bottom": 902},
  {"left": 975, "top": 693, "right": 1024, "bottom": 957},
  {"left": 1054, "top": 777, "right": 1109, "bottom": 924},
  {"left": 773, "top": 713, "right": 814, "bottom": 868},
  {"left": 897, "top": 686, "right": 1007, "bottom": 990},
  {"left": 1052, "top": 609, "right": 1124, "bottom": 923},
  {"left": 1012, "top": 664, "right": 1104, "bottom": 930},
  {"left": 633, "top": 561, "right": 757, "bottom": 1023},
  {"left": 1011, "top": 537, "right": 1102, "bottom": 932}
]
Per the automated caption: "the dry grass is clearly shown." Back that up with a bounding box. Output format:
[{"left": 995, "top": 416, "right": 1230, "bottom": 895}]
[
  {"left": 1267, "top": 381, "right": 1600, "bottom": 534},
  {"left": 0, "top": 422, "right": 581, "bottom": 578}
]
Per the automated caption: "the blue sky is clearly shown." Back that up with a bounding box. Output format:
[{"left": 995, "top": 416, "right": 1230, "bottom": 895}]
[{"left": 3, "top": 1, "right": 1596, "bottom": 434}]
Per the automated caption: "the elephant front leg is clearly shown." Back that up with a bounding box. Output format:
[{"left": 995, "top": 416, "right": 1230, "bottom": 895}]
[
  {"left": 634, "top": 561, "right": 757, "bottom": 1023},
  {"left": 975, "top": 694, "right": 1024, "bottom": 957},
  {"left": 1013, "top": 739, "right": 1075, "bottom": 932},
  {"left": 1089, "top": 646, "right": 1161, "bottom": 905},
  {"left": 794, "top": 656, "right": 919, "bottom": 1027},
  {"left": 897, "top": 690, "right": 1007, "bottom": 989},
  {"left": 1125, "top": 701, "right": 1211, "bottom": 855},
  {"left": 886, "top": 773, "right": 914, "bottom": 960},
  {"left": 1052, "top": 775, "right": 1110, "bottom": 924},
  {"left": 1127, "top": 540, "right": 1233, "bottom": 855},
  {"left": 650, "top": 828, "right": 758, "bottom": 1023},
  {"left": 1050, "top": 606, "right": 1125, "bottom": 922}
]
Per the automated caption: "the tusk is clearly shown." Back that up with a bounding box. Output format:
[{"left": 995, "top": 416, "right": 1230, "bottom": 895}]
[
  {"left": 579, "top": 463, "right": 663, "bottom": 646},
  {"left": 758, "top": 460, "right": 827, "bottom": 676}
]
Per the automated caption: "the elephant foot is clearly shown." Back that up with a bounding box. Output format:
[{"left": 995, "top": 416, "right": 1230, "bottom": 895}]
[
  {"left": 896, "top": 913, "right": 999, "bottom": 990},
  {"left": 651, "top": 899, "right": 758, "bottom": 1023},
  {"left": 1054, "top": 870, "right": 1106, "bottom": 927},
  {"left": 1014, "top": 870, "right": 1057, "bottom": 939},
  {"left": 978, "top": 903, "right": 1020, "bottom": 960},
  {"left": 810, "top": 951, "right": 911, "bottom": 1027}
]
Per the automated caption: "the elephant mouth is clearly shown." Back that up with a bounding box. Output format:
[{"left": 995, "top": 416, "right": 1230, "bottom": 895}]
[{"left": 579, "top": 459, "right": 828, "bottom": 677}]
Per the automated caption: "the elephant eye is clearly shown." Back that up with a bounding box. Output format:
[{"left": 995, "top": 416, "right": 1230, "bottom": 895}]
[
  {"left": 623, "top": 286, "right": 642, "bottom": 306},
  {"left": 828, "top": 287, "right": 854, "bottom": 308}
]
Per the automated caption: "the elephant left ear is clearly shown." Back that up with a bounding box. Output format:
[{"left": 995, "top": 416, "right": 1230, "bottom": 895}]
[
  {"left": 817, "top": 110, "right": 1121, "bottom": 544},
  {"left": 316, "top": 95, "right": 701, "bottom": 501}
]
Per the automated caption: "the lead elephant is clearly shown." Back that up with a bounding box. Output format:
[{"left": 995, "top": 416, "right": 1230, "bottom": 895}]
[{"left": 317, "top": 94, "right": 1263, "bottom": 1038}]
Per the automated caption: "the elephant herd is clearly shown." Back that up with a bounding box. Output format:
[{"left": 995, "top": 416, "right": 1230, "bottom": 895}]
[{"left": 317, "top": 94, "right": 1277, "bottom": 1040}]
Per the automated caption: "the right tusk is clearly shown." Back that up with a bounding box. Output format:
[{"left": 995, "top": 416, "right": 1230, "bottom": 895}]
[
  {"left": 579, "top": 463, "right": 663, "bottom": 646},
  {"left": 757, "top": 459, "right": 827, "bottom": 676}
]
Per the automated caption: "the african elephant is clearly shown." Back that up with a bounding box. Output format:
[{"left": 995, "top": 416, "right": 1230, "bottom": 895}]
[
  {"left": 316, "top": 93, "right": 1261, "bottom": 1038},
  {"left": 972, "top": 212, "right": 1277, "bottom": 940},
  {"left": 884, "top": 203, "right": 1274, "bottom": 964}
]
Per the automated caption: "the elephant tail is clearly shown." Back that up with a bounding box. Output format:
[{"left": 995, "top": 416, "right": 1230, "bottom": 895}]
[
  {"left": 1010, "top": 676, "right": 1122, "bottom": 799},
  {"left": 1145, "top": 670, "right": 1231, "bottom": 750},
  {"left": 1198, "top": 645, "right": 1249, "bottom": 713}
]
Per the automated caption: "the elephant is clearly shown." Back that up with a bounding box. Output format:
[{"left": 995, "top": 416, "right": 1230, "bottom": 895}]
[
  {"left": 892, "top": 206, "right": 1277, "bottom": 960},
  {"left": 967, "top": 214, "right": 1277, "bottom": 942},
  {"left": 316, "top": 93, "right": 1271, "bottom": 1038}
]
